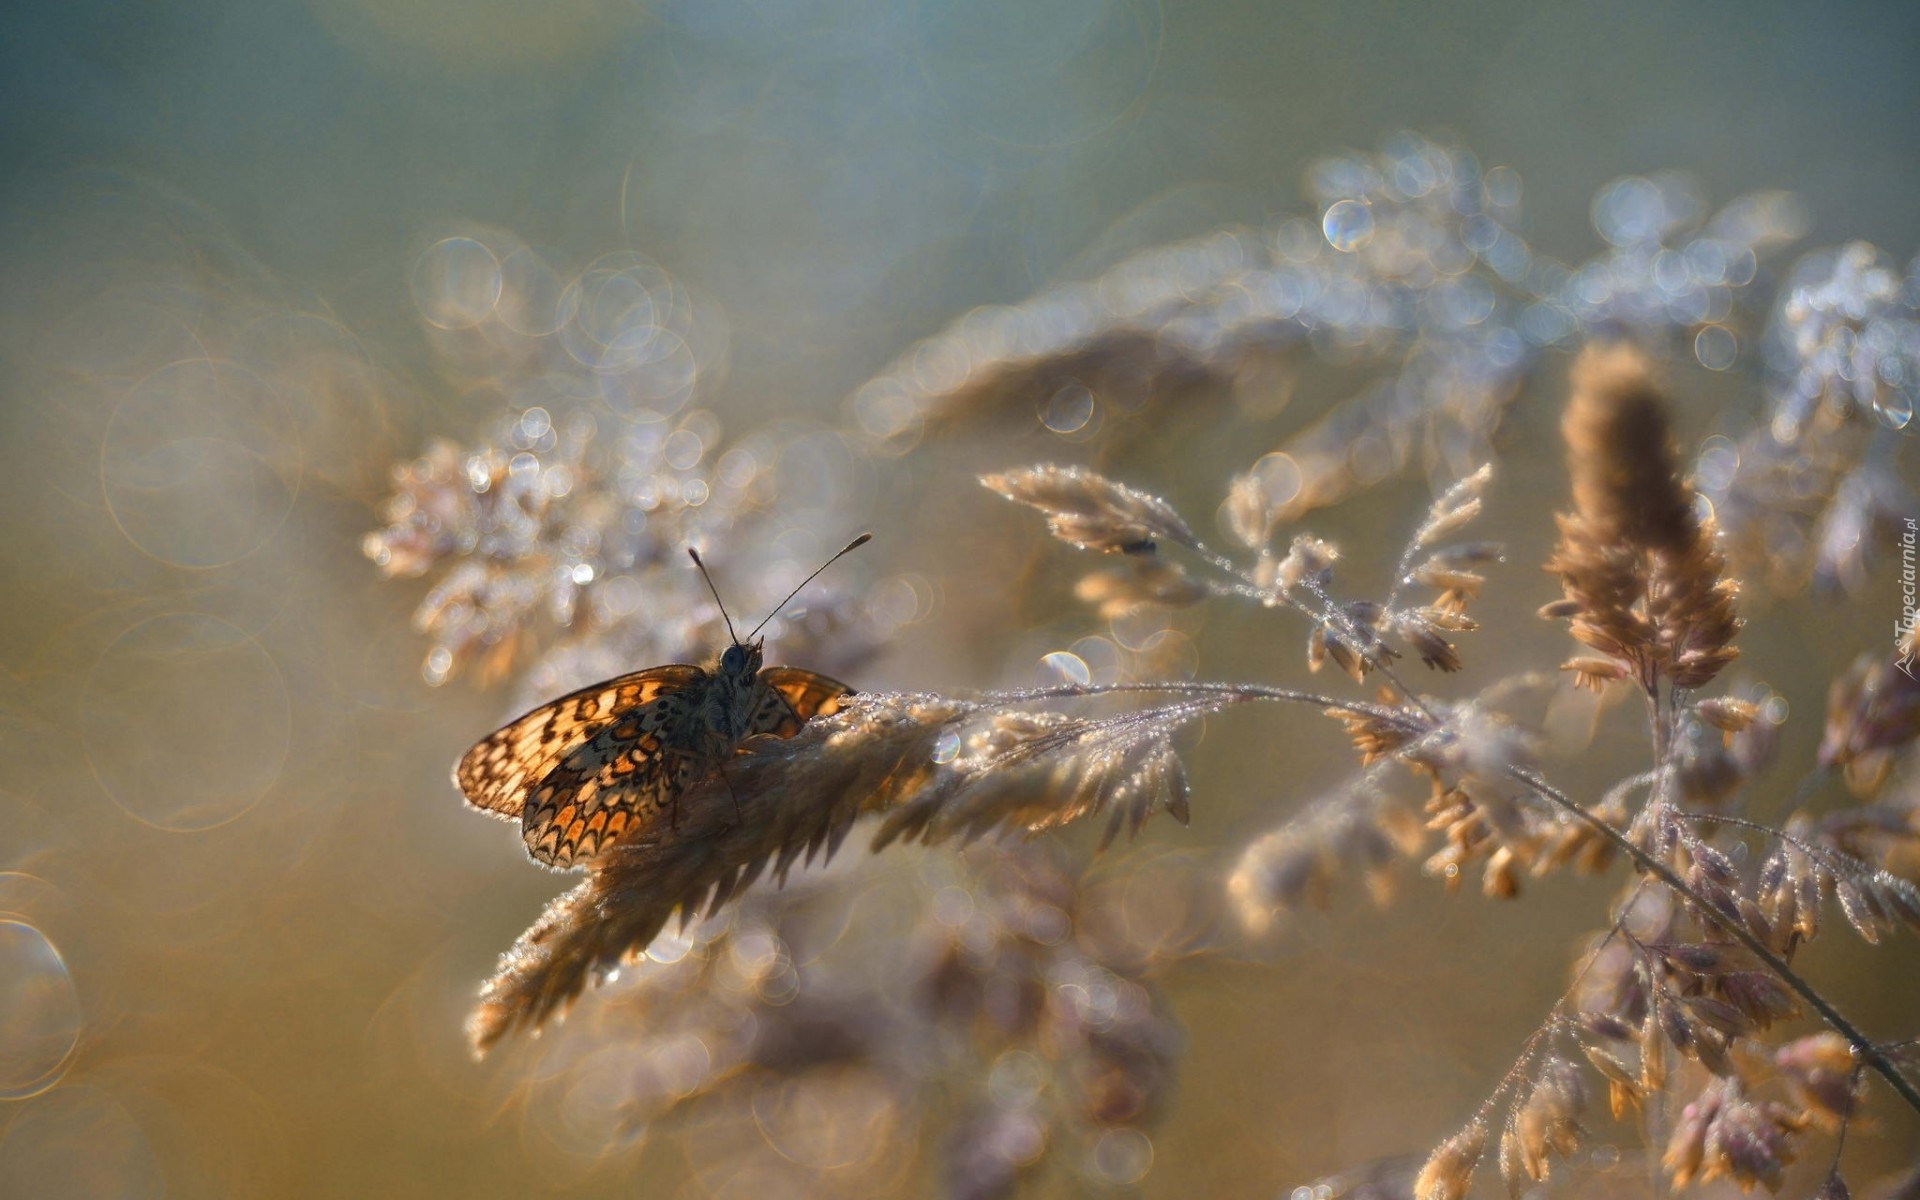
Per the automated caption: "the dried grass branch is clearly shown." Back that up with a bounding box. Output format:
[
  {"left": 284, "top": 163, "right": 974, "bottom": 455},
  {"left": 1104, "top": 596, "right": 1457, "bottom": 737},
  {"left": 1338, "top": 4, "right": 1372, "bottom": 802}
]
[
  {"left": 982, "top": 464, "right": 1201, "bottom": 555},
  {"left": 1499, "top": 760, "right": 1920, "bottom": 1119},
  {"left": 470, "top": 686, "right": 1244, "bottom": 1054},
  {"left": 994, "top": 459, "right": 1496, "bottom": 689},
  {"left": 1545, "top": 345, "right": 1742, "bottom": 692}
]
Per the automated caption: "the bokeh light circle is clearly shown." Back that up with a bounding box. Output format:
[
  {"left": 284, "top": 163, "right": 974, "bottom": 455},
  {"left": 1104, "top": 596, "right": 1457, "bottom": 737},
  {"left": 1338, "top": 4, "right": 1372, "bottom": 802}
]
[
  {"left": 1591, "top": 175, "right": 1680, "bottom": 247},
  {"left": 48, "top": 293, "right": 205, "bottom": 379},
  {"left": 233, "top": 311, "right": 408, "bottom": 494},
  {"left": 98, "top": 1057, "right": 295, "bottom": 1196},
  {"left": 1248, "top": 451, "right": 1302, "bottom": 508},
  {"left": 496, "top": 246, "right": 579, "bottom": 337},
  {"left": 560, "top": 255, "right": 678, "bottom": 372},
  {"left": 1088, "top": 1127, "right": 1153, "bottom": 1184},
  {"left": 411, "top": 237, "right": 502, "bottom": 330},
  {"left": 1693, "top": 324, "right": 1738, "bottom": 371},
  {"left": 83, "top": 613, "right": 291, "bottom": 832},
  {"left": 599, "top": 328, "right": 699, "bottom": 420},
  {"left": 750, "top": 1068, "right": 900, "bottom": 1170},
  {"left": 101, "top": 358, "right": 303, "bottom": 569},
  {"left": 0, "top": 919, "right": 83, "bottom": 1099},
  {"left": 0, "top": 1085, "right": 163, "bottom": 1198},
  {"left": 1040, "top": 382, "right": 1096, "bottom": 435}
]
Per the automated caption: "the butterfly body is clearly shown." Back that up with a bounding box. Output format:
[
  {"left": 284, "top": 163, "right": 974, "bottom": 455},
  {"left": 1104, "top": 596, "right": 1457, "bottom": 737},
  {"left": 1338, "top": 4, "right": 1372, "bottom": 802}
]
[{"left": 455, "top": 639, "right": 852, "bottom": 869}]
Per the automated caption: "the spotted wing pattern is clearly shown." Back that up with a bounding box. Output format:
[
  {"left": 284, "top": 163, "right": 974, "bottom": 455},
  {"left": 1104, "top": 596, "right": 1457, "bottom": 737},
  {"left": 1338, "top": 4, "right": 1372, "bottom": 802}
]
[
  {"left": 516, "top": 683, "right": 713, "bottom": 868},
  {"left": 454, "top": 666, "right": 706, "bottom": 859},
  {"left": 750, "top": 667, "right": 855, "bottom": 737}
]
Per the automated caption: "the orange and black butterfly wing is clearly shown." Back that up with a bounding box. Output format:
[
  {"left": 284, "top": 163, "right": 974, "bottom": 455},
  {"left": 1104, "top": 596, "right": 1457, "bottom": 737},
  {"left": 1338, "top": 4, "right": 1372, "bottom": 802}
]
[
  {"left": 515, "top": 682, "right": 711, "bottom": 868},
  {"left": 453, "top": 664, "right": 704, "bottom": 839},
  {"left": 750, "top": 666, "right": 855, "bottom": 737}
]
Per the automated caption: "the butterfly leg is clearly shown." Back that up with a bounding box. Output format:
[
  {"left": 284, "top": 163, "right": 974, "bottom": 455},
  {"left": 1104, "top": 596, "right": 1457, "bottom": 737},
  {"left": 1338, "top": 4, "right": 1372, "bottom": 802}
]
[
  {"left": 655, "top": 743, "right": 728, "bottom": 833},
  {"left": 637, "top": 746, "right": 690, "bottom": 832},
  {"left": 716, "top": 766, "right": 744, "bottom": 828}
]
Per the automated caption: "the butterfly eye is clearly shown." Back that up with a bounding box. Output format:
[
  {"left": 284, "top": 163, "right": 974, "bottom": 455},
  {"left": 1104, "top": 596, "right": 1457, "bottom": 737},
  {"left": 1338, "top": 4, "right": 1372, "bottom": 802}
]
[{"left": 721, "top": 645, "right": 748, "bottom": 673}]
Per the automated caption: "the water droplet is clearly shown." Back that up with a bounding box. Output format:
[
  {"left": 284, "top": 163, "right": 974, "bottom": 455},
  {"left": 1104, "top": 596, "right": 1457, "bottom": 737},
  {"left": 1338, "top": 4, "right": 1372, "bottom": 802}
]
[
  {"left": 932, "top": 730, "right": 961, "bottom": 764},
  {"left": 1042, "top": 650, "right": 1091, "bottom": 686},
  {"left": 0, "top": 921, "right": 81, "bottom": 1099},
  {"left": 1875, "top": 387, "right": 1914, "bottom": 429},
  {"left": 1321, "top": 199, "right": 1374, "bottom": 252}
]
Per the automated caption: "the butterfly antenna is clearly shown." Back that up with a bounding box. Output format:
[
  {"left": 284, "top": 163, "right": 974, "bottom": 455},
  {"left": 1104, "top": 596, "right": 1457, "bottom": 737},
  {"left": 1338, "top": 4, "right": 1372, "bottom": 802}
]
[
  {"left": 687, "top": 547, "right": 741, "bottom": 645},
  {"left": 745, "top": 533, "right": 871, "bottom": 641}
]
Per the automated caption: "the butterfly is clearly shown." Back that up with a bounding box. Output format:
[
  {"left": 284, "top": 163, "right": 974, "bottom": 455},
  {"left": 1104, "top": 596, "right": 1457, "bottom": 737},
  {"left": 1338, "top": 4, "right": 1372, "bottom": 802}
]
[{"left": 454, "top": 536, "right": 866, "bottom": 869}]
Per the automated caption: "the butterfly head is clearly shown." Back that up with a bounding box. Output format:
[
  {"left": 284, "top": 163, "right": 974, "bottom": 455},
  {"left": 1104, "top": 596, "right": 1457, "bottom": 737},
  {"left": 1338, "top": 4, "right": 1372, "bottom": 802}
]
[
  {"left": 688, "top": 534, "right": 871, "bottom": 675},
  {"left": 718, "top": 639, "right": 764, "bottom": 679}
]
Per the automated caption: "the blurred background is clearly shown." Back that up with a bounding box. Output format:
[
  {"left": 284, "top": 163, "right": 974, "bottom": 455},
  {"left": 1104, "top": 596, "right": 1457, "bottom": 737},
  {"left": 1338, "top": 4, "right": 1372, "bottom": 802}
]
[{"left": 1, "top": 0, "right": 1917, "bottom": 1195}]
